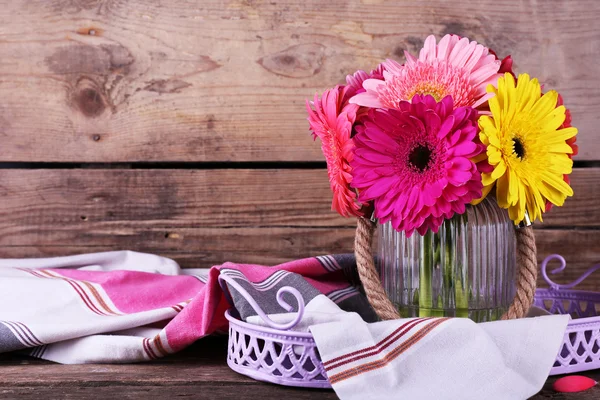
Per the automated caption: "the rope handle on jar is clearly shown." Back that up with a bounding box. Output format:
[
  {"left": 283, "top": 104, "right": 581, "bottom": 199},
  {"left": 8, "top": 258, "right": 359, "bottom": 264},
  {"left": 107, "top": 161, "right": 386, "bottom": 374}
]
[{"left": 354, "top": 216, "right": 538, "bottom": 321}]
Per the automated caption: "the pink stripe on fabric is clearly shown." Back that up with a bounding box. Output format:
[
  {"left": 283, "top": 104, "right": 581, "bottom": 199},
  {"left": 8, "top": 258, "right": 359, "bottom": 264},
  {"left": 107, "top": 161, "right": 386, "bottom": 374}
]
[
  {"left": 217, "top": 256, "right": 330, "bottom": 280},
  {"left": 53, "top": 269, "right": 205, "bottom": 314},
  {"left": 221, "top": 269, "right": 290, "bottom": 292},
  {"left": 164, "top": 268, "right": 230, "bottom": 352},
  {"left": 216, "top": 258, "right": 350, "bottom": 298}
]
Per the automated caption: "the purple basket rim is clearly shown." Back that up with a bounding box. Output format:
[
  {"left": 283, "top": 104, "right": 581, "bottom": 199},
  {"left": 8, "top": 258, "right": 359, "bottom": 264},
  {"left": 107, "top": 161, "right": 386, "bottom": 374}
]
[
  {"left": 536, "top": 287, "right": 600, "bottom": 297},
  {"left": 536, "top": 291, "right": 600, "bottom": 305},
  {"left": 535, "top": 288, "right": 600, "bottom": 330},
  {"left": 225, "top": 309, "right": 316, "bottom": 339}
]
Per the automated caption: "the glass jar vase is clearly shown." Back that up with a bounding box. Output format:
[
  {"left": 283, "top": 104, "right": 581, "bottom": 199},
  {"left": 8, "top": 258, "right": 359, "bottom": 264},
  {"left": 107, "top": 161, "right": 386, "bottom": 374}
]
[{"left": 376, "top": 196, "right": 517, "bottom": 322}]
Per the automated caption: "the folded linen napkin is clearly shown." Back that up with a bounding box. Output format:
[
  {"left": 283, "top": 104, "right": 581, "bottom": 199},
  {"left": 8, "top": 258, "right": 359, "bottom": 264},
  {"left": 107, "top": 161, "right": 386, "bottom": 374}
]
[
  {"left": 310, "top": 312, "right": 568, "bottom": 399},
  {"left": 225, "top": 269, "right": 569, "bottom": 399}
]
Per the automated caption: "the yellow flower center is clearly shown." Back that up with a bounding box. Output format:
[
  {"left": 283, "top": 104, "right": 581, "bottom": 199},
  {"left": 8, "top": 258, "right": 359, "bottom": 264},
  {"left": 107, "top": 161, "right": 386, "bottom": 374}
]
[{"left": 408, "top": 81, "right": 447, "bottom": 102}]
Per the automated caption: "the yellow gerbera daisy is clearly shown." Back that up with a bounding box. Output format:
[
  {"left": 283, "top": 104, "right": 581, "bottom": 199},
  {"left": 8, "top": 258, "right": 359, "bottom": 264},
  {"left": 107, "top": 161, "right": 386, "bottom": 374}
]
[{"left": 473, "top": 73, "right": 577, "bottom": 224}]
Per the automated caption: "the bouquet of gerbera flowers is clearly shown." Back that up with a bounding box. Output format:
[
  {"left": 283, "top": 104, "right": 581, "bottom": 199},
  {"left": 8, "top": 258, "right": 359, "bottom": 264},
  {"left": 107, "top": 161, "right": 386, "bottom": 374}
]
[
  {"left": 307, "top": 34, "right": 577, "bottom": 235},
  {"left": 306, "top": 34, "right": 578, "bottom": 320}
]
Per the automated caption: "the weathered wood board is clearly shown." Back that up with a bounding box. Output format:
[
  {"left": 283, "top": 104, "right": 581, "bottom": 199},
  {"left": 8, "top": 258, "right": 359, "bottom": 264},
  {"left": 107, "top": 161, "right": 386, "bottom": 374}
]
[
  {"left": 0, "top": 0, "right": 597, "bottom": 161},
  {"left": 0, "top": 337, "right": 597, "bottom": 399},
  {"left": 0, "top": 168, "right": 596, "bottom": 289},
  {"left": 0, "top": 337, "right": 339, "bottom": 400},
  {"left": 0, "top": 230, "right": 597, "bottom": 290}
]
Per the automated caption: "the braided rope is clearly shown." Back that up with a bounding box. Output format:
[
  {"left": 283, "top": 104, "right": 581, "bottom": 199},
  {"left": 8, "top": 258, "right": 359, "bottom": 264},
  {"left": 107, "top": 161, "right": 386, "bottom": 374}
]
[
  {"left": 354, "top": 218, "right": 400, "bottom": 320},
  {"left": 501, "top": 226, "right": 537, "bottom": 320},
  {"left": 354, "top": 218, "right": 537, "bottom": 321}
]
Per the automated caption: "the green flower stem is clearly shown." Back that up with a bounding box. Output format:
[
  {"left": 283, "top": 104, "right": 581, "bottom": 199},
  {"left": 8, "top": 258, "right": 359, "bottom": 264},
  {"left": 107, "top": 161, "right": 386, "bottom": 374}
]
[
  {"left": 419, "top": 218, "right": 470, "bottom": 318},
  {"left": 455, "top": 279, "right": 469, "bottom": 318},
  {"left": 443, "top": 225, "right": 454, "bottom": 317},
  {"left": 453, "top": 220, "right": 469, "bottom": 318},
  {"left": 418, "top": 231, "right": 433, "bottom": 317}
]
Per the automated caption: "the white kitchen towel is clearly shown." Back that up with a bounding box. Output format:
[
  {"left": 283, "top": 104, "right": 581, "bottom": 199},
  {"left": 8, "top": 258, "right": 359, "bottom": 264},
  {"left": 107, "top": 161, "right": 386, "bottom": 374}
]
[{"left": 309, "top": 312, "right": 569, "bottom": 400}]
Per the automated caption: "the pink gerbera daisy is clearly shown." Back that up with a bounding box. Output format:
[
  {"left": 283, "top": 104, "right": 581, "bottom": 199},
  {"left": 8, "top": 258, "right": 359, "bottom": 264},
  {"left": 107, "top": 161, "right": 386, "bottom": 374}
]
[
  {"left": 306, "top": 86, "right": 362, "bottom": 217},
  {"left": 351, "top": 95, "right": 484, "bottom": 236},
  {"left": 344, "top": 65, "right": 388, "bottom": 131},
  {"left": 345, "top": 63, "right": 386, "bottom": 97},
  {"left": 350, "top": 35, "right": 502, "bottom": 110}
]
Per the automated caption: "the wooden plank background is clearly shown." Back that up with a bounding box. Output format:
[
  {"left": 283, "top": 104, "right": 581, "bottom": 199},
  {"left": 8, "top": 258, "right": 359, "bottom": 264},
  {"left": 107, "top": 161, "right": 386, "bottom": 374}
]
[{"left": 0, "top": 0, "right": 599, "bottom": 292}]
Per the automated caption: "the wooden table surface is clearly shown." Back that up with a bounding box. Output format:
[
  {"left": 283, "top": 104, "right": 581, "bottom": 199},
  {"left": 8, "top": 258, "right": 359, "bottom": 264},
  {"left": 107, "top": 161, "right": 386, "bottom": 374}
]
[{"left": 1, "top": 336, "right": 598, "bottom": 399}]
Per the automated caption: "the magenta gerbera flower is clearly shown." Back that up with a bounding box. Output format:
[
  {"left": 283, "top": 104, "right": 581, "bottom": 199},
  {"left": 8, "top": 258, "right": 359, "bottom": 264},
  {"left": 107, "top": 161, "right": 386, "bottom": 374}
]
[
  {"left": 350, "top": 95, "right": 484, "bottom": 236},
  {"left": 349, "top": 35, "right": 501, "bottom": 110},
  {"left": 306, "top": 86, "right": 362, "bottom": 217}
]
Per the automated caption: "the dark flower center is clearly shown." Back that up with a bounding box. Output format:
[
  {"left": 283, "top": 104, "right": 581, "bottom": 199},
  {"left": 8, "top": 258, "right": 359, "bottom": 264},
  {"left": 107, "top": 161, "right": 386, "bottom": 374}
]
[
  {"left": 512, "top": 137, "right": 525, "bottom": 159},
  {"left": 408, "top": 145, "right": 432, "bottom": 172}
]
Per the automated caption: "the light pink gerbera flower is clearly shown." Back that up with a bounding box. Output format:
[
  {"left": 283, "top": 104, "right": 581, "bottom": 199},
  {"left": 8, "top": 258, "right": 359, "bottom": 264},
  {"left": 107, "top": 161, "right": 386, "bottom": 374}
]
[
  {"left": 306, "top": 86, "right": 362, "bottom": 217},
  {"left": 344, "top": 66, "right": 387, "bottom": 128},
  {"left": 350, "top": 35, "right": 502, "bottom": 110},
  {"left": 345, "top": 63, "right": 386, "bottom": 97},
  {"left": 351, "top": 95, "right": 484, "bottom": 236}
]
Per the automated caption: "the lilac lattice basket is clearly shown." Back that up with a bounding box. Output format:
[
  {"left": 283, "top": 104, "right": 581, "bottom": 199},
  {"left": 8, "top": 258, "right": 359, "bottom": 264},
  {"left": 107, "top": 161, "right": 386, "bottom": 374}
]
[
  {"left": 223, "top": 310, "right": 329, "bottom": 387},
  {"left": 534, "top": 254, "right": 600, "bottom": 375},
  {"left": 219, "top": 273, "right": 331, "bottom": 388},
  {"left": 219, "top": 255, "right": 600, "bottom": 388}
]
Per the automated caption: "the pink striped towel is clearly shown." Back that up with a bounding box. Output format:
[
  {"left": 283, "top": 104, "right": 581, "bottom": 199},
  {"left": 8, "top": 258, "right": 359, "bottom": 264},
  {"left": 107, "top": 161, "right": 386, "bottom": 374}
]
[{"left": 0, "top": 251, "right": 373, "bottom": 363}]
